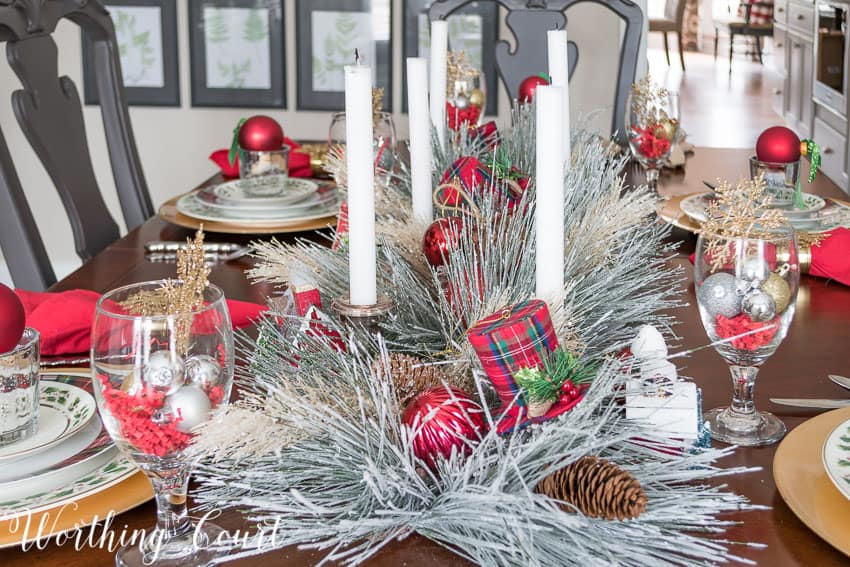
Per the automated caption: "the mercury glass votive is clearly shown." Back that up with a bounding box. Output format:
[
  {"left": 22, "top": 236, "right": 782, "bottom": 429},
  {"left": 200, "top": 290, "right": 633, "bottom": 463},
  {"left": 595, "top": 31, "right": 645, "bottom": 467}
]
[
  {"left": 0, "top": 328, "right": 40, "bottom": 447},
  {"left": 748, "top": 156, "right": 800, "bottom": 194},
  {"left": 238, "top": 144, "right": 290, "bottom": 180}
]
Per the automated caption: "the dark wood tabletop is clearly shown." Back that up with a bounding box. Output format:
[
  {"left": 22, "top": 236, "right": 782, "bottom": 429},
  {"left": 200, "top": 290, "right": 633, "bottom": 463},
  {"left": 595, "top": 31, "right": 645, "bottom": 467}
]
[{"left": 4, "top": 147, "right": 850, "bottom": 566}]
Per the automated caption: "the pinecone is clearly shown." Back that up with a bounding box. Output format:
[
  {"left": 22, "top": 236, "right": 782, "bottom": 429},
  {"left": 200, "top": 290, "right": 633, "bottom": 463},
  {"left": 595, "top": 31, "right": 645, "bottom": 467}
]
[
  {"left": 537, "top": 455, "right": 647, "bottom": 521},
  {"left": 376, "top": 354, "right": 452, "bottom": 405}
]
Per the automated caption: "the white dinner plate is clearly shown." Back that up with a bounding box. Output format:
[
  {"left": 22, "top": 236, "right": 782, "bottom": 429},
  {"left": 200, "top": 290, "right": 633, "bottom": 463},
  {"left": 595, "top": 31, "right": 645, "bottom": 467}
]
[
  {"left": 0, "top": 414, "right": 106, "bottom": 483},
  {"left": 0, "top": 382, "right": 96, "bottom": 463},
  {"left": 210, "top": 176, "right": 319, "bottom": 206},
  {"left": 176, "top": 192, "right": 340, "bottom": 225},
  {"left": 823, "top": 417, "right": 850, "bottom": 502},
  {"left": 193, "top": 189, "right": 337, "bottom": 216}
]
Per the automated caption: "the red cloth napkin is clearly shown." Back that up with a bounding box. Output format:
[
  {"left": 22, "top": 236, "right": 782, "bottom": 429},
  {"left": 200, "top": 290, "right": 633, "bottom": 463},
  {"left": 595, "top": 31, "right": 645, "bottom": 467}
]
[
  {"left": 15, "top": 289, "right": 266, "bottom": 357},
  {"left": 687, "top": 227, "right": 850, "bottom": 286},
  {"left": 209, "top": 137, "right": 312, "bottom": 179}
]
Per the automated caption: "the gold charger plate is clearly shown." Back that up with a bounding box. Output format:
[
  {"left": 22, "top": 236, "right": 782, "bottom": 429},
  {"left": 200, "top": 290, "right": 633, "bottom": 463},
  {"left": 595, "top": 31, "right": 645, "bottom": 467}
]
[
  {"left": 0, "top": 471, "right": 152, "bottom": 548},
  {"left": 774, "top": 407, "right": 850, "bottom": 557},
  {"left": 159, "top": 192, "right": 337, "bottom": 235},
  {"left": 657, "top": 193, "right": 701, "bottom": 233}
]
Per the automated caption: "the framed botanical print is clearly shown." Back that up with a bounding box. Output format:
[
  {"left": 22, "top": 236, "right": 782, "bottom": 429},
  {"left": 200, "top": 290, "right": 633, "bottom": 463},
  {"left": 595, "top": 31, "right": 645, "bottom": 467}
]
[
  {"left": 188, "top": 0, "right": 285, "bottom": 108},
  {"left": 402, "top": 0, "right": 498, "bottom": 115},
  {"left": 82, "top": 0, "right": 180, "bottom": 106},
  {"left": 295, "top": 0, "right": 392, "bottom": 112}
]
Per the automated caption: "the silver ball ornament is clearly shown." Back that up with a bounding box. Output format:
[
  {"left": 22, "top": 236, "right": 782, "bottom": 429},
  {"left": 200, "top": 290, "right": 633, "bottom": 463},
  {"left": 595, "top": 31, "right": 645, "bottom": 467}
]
[
  {"left": 143, "top": 350, "right": 184, "bottom": 393},
  {"left": 742, "top": 290, "right": 776, "bottom": 322},
  {"left": 739, "top": 257, "right": 770, "bottom": 285},
  {"left": 697, "top": 273, "right": 742, "bottom": 318},
  {"left": 453, "top": 93, "right": 470, "bottom": 109},
  {"left": 164, "top": 385, "right": 211, "bottom": 433},
  {"left": 184, "top": 355, "right": 222, "bottom": 389}
]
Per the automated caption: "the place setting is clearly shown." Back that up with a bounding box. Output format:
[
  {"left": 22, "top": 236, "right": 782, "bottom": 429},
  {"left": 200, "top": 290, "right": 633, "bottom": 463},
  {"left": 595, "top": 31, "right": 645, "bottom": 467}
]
[
  {"left": 0, "top": 303, "right": 149, "bottom": 547},
  {"left": 160, "top": 116, "right": 341, "bottom": 234},
  {"left": 660, "top": 126, "right": 850, "bottom": 235}
]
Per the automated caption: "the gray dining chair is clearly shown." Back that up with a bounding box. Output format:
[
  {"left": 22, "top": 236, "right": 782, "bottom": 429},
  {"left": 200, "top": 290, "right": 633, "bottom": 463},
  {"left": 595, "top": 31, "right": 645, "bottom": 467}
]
[
  {"left": 0, "top": 0, "right": 154, "bottom": 291},
  {"left": 428, "top": 0, "right": 643, "bottom": 146}
]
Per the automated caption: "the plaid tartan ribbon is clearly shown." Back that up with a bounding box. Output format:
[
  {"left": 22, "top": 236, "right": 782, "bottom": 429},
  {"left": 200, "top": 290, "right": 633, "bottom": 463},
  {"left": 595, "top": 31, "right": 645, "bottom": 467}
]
[
  {"left": 435, "top": 156, "right": 493, "bottom": 208},
  {"left": 467, "top": 299, "right": 559, "bottom": 407}
]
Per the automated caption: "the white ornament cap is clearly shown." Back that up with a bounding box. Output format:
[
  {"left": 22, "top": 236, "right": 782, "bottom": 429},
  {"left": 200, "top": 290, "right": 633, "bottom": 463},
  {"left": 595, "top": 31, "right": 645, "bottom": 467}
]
[{"left": 630, "top": 325, "right": 668, "bottom": 360}]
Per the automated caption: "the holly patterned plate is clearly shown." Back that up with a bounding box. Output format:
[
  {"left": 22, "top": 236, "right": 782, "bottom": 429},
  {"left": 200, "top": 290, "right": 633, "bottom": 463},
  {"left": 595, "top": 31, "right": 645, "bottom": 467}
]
[
  {"left": 0, "top": 382, "right": 96, "bottom": 462},
  {"left": 0, "top": 453, "right": 137, "bottom": 521},
  {"left": 211, "top": 175, "right": 319, "bottom": 205},
  {"left": 822, "top": 417, "right": 850, "bottom": 502}
]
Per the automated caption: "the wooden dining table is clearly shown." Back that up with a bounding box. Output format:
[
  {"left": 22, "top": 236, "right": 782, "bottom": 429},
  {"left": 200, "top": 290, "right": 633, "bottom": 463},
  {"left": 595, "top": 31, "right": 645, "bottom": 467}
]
[{"left": 5, "top": 147, "right": 850, "bottom": 566}]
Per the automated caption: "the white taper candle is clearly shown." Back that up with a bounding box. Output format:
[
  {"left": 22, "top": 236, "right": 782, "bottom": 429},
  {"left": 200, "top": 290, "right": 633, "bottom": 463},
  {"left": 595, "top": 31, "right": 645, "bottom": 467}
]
[
  {"left": 406, "top": 57, "right": 433, "bottom": 224},
  {"left": 429, "top": 20, "right": 448, "bottom": 147},
  {"left": 344, "top": 64, "right": 377, "bottom": 306},
  {"left": 547, "top": 29, "right": 571, "bottom": 165},
  {"left": 535, "top": 85, "right": 565, "bottom": 301}
]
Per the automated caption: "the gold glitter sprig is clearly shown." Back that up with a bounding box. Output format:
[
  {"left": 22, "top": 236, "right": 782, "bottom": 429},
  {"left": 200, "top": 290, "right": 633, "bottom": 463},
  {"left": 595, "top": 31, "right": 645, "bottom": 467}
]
[
  {"left": 630, "top": 75, "right": 670, "bottom": 124},
  {"left": 372, "top": 87, "right": 384, "bottom": 127},
  {"left": 120, "top": 228, "right": 211, "bottom": 353},
  {"left": 699, "top": 177, "right": 787, "bottom": 271},
  {"left": 446, "top": 51, "right": 479, "bottom": 97}
]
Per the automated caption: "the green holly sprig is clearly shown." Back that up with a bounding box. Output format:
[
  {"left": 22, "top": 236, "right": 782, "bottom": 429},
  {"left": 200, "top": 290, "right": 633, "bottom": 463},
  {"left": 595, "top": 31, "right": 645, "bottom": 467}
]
[{"left": 513, "top": 350, "right": 595, "bottom": 403}]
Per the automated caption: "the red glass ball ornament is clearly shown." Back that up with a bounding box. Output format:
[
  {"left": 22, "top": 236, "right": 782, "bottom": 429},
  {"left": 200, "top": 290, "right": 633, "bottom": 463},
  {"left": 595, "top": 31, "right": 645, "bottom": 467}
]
[
  {"left": 0, "top": 284, "right": 25, "bottom": 353},
  {"left": 755, "top": 126, "right": 802, "bottom": 163},
  {"left": 423, "top": 217, "right": 464, "bottom": 267},
  {"left": 518, "top": 74, "right": 550, "bottom": 103},
  {"left": 237, "top": 115, "right": 284, "bottom": 152},
  {"left": 402, "top": 386, "right": 487, "bottom": 468}
]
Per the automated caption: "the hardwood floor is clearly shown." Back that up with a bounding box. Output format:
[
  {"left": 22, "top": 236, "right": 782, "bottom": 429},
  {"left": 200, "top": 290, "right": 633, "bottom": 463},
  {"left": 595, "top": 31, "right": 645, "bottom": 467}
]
[{"left": 647, "top": 40, "right": 782, "bottom": 148}]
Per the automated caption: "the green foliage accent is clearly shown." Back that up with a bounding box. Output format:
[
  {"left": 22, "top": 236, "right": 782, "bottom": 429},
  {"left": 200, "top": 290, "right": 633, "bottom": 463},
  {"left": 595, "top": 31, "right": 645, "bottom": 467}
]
[
  {"left": 229, "top": 117, "right": 247, "bottom": 166},
  {"left": 242, "top": 9, "right": 267, "bottom": 43},
  {"left": 513, "top": 367, "right": 558, "bottom": 403},
  {"left": 544, "top": 349, "right": 596, "bottom": 386},
  {"left": 217, "top": 59, "right": 251, "bottom": 88},
  {"left": 112, "top": 9, "right": 155, "bottom": 82},
  {"left": 313, "top": 12, "right": 358, "bottom": 87},
  {"left": 514, "top": 350, "right": 596, "bottom": 404},
  {"left": 206, "top": 8, "right": 229, "bottom": 44}
]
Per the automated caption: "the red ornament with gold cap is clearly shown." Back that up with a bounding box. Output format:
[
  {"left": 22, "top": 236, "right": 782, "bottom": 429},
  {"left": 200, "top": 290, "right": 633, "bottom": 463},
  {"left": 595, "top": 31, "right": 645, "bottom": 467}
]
[
  {"left": 754, "top": 126, "right": 821, "bottom": 208},
  {"left": 228, "top": 115, "right": 286, "bottom": 174}
]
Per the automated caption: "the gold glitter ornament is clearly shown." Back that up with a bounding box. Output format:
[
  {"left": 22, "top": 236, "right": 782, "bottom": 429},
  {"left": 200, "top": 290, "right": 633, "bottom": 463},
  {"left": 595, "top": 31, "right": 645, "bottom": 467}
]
[
  {"left": 468, "top": 88, "right": 485, "bottom": 108},
  {"left": 762, "top": 268, "right": 792, "bottom": 313},
  {"left": 660, "top": 118, "right": 678, "bottom": 141}
]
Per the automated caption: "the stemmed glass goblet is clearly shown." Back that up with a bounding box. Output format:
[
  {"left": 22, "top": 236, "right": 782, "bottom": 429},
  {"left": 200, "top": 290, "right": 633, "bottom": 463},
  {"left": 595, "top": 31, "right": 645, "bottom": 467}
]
[
  {"left": 92, "top": 281, "right": 234, "bottom": 566},
  {"left": 328, "top": 111, "right": 397, "bottom": 186},
  {"left": 625, "top": 89, "right": 680, "bottom": 195},
  {"left": 694, "top": 224, "right": 799, "bottom": 445}
]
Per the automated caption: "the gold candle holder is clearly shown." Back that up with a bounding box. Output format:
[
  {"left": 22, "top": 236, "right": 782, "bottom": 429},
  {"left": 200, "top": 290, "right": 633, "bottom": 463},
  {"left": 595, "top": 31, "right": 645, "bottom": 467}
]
[{"left": 331, "top": 294, "right": 394, "bottom": 334}]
